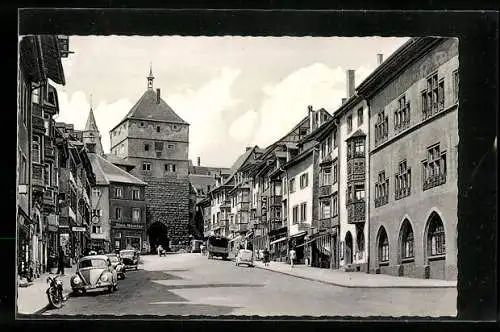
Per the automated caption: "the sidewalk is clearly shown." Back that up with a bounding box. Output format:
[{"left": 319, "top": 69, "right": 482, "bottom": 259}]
[
  {"left": 16, "top": 265, "right": 77, "bottom": 315},
  {"left": 253, "top": 261, "right": 457, "bottom": 289}
]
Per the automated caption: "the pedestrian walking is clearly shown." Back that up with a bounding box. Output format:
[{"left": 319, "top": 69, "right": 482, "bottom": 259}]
[
  {"left": 289, "top": 248, "right": 296, "bottom": 268},
  {"left": 56, "top": 247, "right": 65, "bottom": 275},
  {"left": 263, "top": 248, "right": 270, "bottom": 267}
]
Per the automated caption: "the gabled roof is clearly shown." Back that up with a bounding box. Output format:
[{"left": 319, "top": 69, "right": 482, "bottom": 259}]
[
  {"left": 282, "top": 146, "right": 316, "bottom": 170},
  {"left": 103, "top": 154, "right": 136, "bottom": 168},
  {"left": 345, "top": 129, "right": 366, "bottom": 141},
  {"left": 223, "top": 146, "right": 264, "bottom": 185},
  {"left": 89, "top": 153, "right": 147, "bottom": 186},
  {"left": 111, "top": 89, "right": 189, "bottom": 132}
]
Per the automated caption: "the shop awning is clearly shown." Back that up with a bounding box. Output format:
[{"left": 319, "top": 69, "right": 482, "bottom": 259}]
[
  {"left": 290, "top": 231, "right": 307, "bottom": 239},
  {"left": 229, "top": 235, "right": 242, "bottom": 243},
  {"left": 270, "top": 237, "right": 287, "bottom": 246}
]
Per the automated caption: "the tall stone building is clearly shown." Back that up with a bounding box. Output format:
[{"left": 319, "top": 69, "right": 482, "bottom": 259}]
[{"left": 109, "top": 67, "right": 191, "bottom": 251}]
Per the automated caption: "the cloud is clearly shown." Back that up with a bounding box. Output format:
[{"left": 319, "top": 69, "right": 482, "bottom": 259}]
[
  {"left": 228, "top": 110, "right": 259, "bottom": 142},
  {"left": 55, "top": 89, "right": 134, "bottom": 154},
  {"left": 248, "top": 63, "right": 347, "bottom": 148},
  {"left": 163, "top": 67, "right": 243, "bottom": 165}
]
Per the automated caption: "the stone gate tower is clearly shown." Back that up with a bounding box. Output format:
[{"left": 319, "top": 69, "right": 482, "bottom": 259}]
[{"left": 109, "top": 66, "right": 190, "bottom": 250}]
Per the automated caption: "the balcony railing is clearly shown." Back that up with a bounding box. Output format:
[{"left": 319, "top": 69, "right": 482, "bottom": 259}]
[
  {"left": 395, "top": 187, "right": 411, "bottom": 200},
  {"left": 43, "top": 189, "right": 56, "bottom": 206},
  {"left": 423, "top": 173, "right": 447, "bottom": 191},
  {"left": 319, "top": 185, "right": 332, "bottom": 197},
  {"left": 32, "top": 164, "right": 45, "bottom": 187},
  {"left": 374, "top": 195, "right": 389, "bottom": 208},
  {"left": 319, "top": 215, "right": 339, "bottom": 229},
  {"left": 237, "top": 201, "right": 250, "bottom": 211},
  {"left": 347, "top": 200, "right": 366, "bottom": 224},
  {"left": 269, "top": 195, "right": 282, "bottom": 206},
  {"left": 44, "top": 145, "right": 55, "bottom": 160},
  {"left": 347, "top": 159, "right": 366, "bottom": 182},
  {"left": 220, "top": 200, "right": 231, "bottom": 208}
]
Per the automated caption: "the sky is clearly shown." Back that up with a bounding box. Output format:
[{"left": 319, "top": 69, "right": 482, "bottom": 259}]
[{"left": 51, "top": 36, "right": 409, "bottom": 168}]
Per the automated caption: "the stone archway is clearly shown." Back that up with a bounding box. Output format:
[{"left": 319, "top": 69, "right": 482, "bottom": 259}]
[
  {"left": 147, "top": 222, "right": 170, "bottom": 254},
  {"left": 424, "top": 211, "right": 446, "bottom": 279}
]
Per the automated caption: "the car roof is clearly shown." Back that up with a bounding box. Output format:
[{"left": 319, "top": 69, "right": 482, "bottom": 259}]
[{"left": 80, "top": 254, "right": 109, "bottom": 261}]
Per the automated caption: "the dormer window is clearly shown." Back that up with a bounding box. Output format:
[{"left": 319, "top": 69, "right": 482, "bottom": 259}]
[
  {"left": 140, "top": 122, "right": 145, "bottom": 127},
  {"left": 156, "top": 126, "right": 160, "bottom": 132}
]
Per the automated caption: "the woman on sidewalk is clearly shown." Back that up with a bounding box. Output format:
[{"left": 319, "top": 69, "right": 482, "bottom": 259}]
[
  {"left": 289, "top": 247, "right": 296, "bottom": 268},
  {"left": 262, "top": 248, "right": 270, "bottom": 267}
]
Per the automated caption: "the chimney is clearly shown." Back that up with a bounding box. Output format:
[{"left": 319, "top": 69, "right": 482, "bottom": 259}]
[
  {"left": 156, "top": 88, "right": 160, "bottom": 104},
  {"left": 346, "top": 69, "right": 355, "bottom": 98},
  {"left": 377, "top": 54, "right": 384, "bottom": 65},
  {"left": 197, "top": 156, "right": 201, "bottom": 166},
  {"left": 342, "top": 98, "right": 347, "bottom": 104},
  {"left": 308, "top": 105, "right": 317, "bottom": 131},
  {"left": 246, "top": 146, "right": 253, "bottom": 151}
]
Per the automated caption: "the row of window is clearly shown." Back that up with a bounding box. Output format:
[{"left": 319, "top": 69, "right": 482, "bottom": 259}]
[
  {"left": 375, "top": 70, "right": 459, "bottom": 147},
  {"left": 142, "top": 162, "right": 177, "bottom": 172},
  {"left": 291, "top": 202, "right": 307, "bottom": 224},
  {"left": 320, "top": 163, "right": 338, "bottom": 186},
  {"left": 114, "top": 207, "right": 142, "bottom": 222},
  {"left": 346, "top": 107, "right": 364, "bottom": 133},
  {"left": 104, "top": 187, "right": 141, "bottom": 200},
  {"left": 144, "top": 142, "right": 176, "bottom": 152},
  {"left": 111, "top": 123, "right": 181, "bottom": 137},
  {"left": 374, "top": 143, "right": 448, "bottom": 207},
  {"left": 377, "top": 214, "right": 445, "bottom": 264},
  {"left": 289, "top": 172, "right": 309, "bottom": 193},
  {"left": 319, "top": 194, "right": 339, "bottom": 219}
]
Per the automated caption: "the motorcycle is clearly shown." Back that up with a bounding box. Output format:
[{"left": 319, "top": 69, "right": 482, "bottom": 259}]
[{"left": 46, "top": 275, "right": 64, "bottom": 309}]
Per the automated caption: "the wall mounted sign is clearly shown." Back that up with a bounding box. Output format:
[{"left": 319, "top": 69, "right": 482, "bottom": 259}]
[{"left": 72, "top": 226, "right": 86, "bottom": 232}]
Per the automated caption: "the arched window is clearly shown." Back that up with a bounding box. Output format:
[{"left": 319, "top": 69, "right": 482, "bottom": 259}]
[
  {"left": 400, "top": 219, "right": 414, "bottom": 260},
  {"left": 378, "top": 227, "right": 389, "bottom": 263},
  {"left": 427, "top": 213, "right": 446, "bottom": 256}
]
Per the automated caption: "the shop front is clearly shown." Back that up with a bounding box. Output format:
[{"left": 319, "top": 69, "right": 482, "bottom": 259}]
[
  {"left": 288, "top": 231, "right": 307, "bottom": 264},
  {"left": 17, "top": 209, "right": 33, "bottom": 276},
  {"left": 111, "top": 222, "right": 146, "bottom": 253},
  {"left": 269, "top": 226, "right": 288, "bottom": 262},
  {"left": 46, "top": 214, "right": 59, "bottom": 271}
]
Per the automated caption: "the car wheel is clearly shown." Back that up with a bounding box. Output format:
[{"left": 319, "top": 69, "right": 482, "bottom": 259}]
[
  {"left": 113, "top": 283, "right": 118, "bottom": 291},
  {"left": 108, "top": 285, "right": 114, "bottom": 293}
]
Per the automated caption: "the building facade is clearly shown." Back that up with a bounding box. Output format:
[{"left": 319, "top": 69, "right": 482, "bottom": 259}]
[
  {"left": 358, "top": 37, "right": 459, "bottom": 280},
  {"left": 54, "top": 123, "right": 95, "bottom": 265},
  {"left": 17, "top": 35, "right": 69, "bottom": 279},
  {"left": 109, "top": 68, "right": 191, "bottom": 251}
]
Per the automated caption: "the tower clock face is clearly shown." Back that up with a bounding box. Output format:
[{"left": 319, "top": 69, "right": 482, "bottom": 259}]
[{"left": 91, "top": 216, "right": 99, "bottom": 225}]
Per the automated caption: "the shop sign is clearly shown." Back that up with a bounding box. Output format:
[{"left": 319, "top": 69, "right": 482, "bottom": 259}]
[
  {"left": 72, "top": 226, "right": 86, "bottom": 232},
  {"left": 113, "top": 222, "right": 144, "bottom": 230}
]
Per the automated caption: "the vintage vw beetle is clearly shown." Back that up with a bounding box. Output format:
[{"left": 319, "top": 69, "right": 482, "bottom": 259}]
[
  {"left": 70, "top": 255, "right": 118, "bottom": 295},
  {"left": 106, "top": 253, "right": 126, "bottom": 280},
  {"left": 119, "top": 249, "right": 139, "bottom": 271}
]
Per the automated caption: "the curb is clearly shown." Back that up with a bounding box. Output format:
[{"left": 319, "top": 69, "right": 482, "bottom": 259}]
[
  {"left": 31, "top": 291, "right": 73, "bottom": 315},
  {"left": 253, "top": 265, "right": 456, "bottom": 289}
]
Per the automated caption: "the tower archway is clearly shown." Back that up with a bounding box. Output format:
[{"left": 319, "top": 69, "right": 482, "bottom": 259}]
[{"left": 147, "top": 222, "right": 170, "bottom": 253}]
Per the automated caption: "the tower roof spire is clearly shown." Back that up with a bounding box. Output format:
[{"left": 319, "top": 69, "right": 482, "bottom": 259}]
[{"left": 147, "top": 63, "right": 154, "bottom": 90}]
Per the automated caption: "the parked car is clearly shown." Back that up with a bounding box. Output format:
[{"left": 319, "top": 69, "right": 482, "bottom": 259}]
[
  {"left": 235, "top": 249, "right": 254, "bottom": 267},
  {"left": 120, "top": 249, "right": 139, "bottom": 271},
  {"left": 70, "top": 255, "right": 118, "bottom": 295},
  {"left": 106, "top": 254, "right": 125, "bottom": 280}
]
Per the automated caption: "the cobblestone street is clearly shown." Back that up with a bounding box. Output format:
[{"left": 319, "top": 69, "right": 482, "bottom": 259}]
[{"left": 41, "top": 254, "right": 457, "bottom": 317}]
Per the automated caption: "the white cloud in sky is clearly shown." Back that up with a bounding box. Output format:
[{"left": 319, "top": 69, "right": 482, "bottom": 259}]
[
  {"left": 228, "top": 110, "right": 259, "bottom": 142},
  {"left": 247, "top": 62, "right": 375, "bottom": 148}
]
